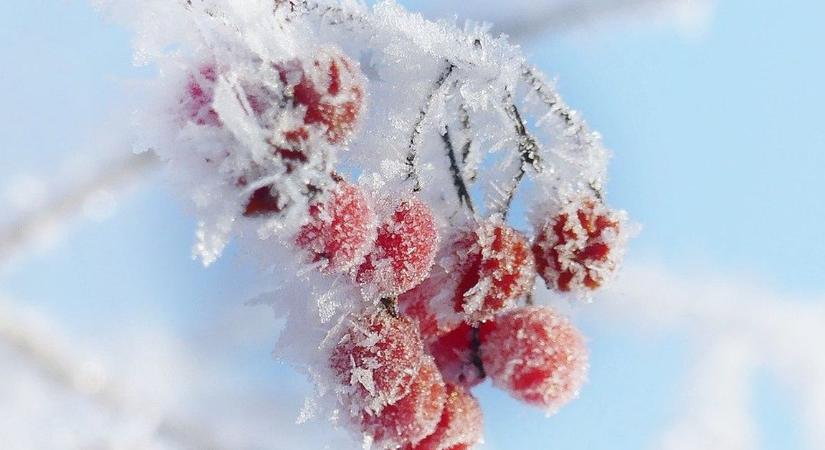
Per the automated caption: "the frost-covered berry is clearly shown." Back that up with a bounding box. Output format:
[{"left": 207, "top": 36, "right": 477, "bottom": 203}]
[
  {"left": 356, "top": 197, "right": 439, "bottom": 297},
  {"left": 479, "top": 306, "right": 588, "bottom": 413},
  {"left": 182, "top": 64, "right": 221, "bottom": 127},
  {"left": 360, "top": 356, "right": 446, "bottom": 449},
  {"left": 397, "top": 270, "right": 463, "bottom": 344},
  {"left": 406, "top": 384, "right": 483, "bottom": 450},
  {"left": 452, "top": 217, "right": 535, "bottom": 324},
  {"left": 276, "top": 48, "right": 365, "bottom": 144},
  {"left": 330, "top": 309, "right": 425, "bottom": 412},
  {"left": 427, "top": 322, "right": 484, "bottom": 388},
  {"left": 532, "top": 197, "right": 626, "bottom": 294},
  {"left": 295, "top": 180, "right": 374, "bottom": 273}
]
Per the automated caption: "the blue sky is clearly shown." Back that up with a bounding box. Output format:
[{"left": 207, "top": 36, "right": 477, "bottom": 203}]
[{"left": 1, "top": 0, "right": 823, "bottom": 448}]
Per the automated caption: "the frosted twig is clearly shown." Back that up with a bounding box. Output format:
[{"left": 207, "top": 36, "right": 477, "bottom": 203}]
[
  {"left": 405, "top": 62, "right": 455, "bottom": 191},
  {"left": 521, "top": 65, "right": 605, "bottom": 194},
  {"left": 0, "top": 299, "right": 226, "bottom": 449},
  {"left": 275, "top": 0, "right": 367, "bottom": 27},
  {"left": 457, "top": 102, "right": 477, "bottom": 183},
  {"left": 441, "top": 126, "right": 475, "bottom": 213},
  {"left": 500, "top": 95, "right": 543, "bottom": 218},
  {"left": 0, "top": 152, "right": 158, "bottom": 265}
]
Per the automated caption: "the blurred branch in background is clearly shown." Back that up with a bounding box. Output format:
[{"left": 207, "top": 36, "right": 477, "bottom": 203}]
[
  {"left": 0, "top": 297, "right": 225, "bottom": 449},
  {"left": 0, "top": 151, "right": 159, "bottom": 268},
  {"left": 418, "top": 0, "right": 713, "bottom": 41},
  {"left": 595, "top": 264, "right": 825, "bottom": 449}
]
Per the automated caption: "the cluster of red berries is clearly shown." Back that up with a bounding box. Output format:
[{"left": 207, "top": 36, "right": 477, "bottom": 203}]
[
  {"left": 180, "top": 47, "right": 626, "bottom": 449},
  {"left": 182, "top": 47, "right": 365, "bottom": 217},
  {"left": 326, "top": 198, "right": 623, "bottom": 448}
]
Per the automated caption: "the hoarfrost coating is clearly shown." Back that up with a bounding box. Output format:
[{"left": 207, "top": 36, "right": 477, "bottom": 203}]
[{"left": 97, "top": 0, "right": 630, "bottom": 447}]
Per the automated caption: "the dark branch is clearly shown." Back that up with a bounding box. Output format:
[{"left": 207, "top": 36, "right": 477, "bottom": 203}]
[
  {"left": 458, "top": 103, "right": 475, "bottom": 182},
  {"left": 441, "top": 126, "right": 474, "bottom": 213},
  {"left": 405, "top": 62, "right": 455, "bottom": 191},
  {"left": 470, "top": 326, "right": 486, "bottom": 379},
  {"left": 500, "top": 94, "right": 543, "bottom": 218}
]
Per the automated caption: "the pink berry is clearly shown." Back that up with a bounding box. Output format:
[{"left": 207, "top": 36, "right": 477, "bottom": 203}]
[
  {"left": 427, "top": 322, "right": 484, "bottom": 388},
  {"left": 330, "top": 309, "right": 425, "bottom": 412},
  {"left": 183, "top": 64, "right": 222, "bottom": 127},
  {"left": 532, "top": 197, "right": 625, "bottom": 294},
  {"left": 360, "top": 356, "right": 446, "bottom": 449},
  {"left": 479, "top": 306, "right": 588, "bottom": 413},
  {"left": 451, "top": 217, "right": 535, "bottom": 324},
  {"left": 295, "top": 180, "right": 374, "bottom": 273},
  {"left": 406, "top": 384, "right": 483, "bottom": 450},
  {"left": 356, "top": 197, "right": 439, "bottom": 297},
  {"left": 276, "top": 48, "right": 365, "bottom": 144}
]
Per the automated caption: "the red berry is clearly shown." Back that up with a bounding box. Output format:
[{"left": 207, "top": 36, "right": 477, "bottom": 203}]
[
  {"left": 532, "top": 197, "right": 625, "bottom": 294},
  {"left": 428, "top": 322, "right": 484, "bottom": 388},
  {"left": 479, "top": 306, "right": 588, "bottom": 413},
  {"left": 452, "top": 217, "right": 535, "bottom": 324},
  {"left": 295, "top": 181, "right": 374, "bottom": 273},
  {"left": 356, "top": 197, "right": 439, "bottom": 297},
  {"left": 276, "top": 48, "right": 365, "bottom": 144},
  {"left": 406, "top": 384, "right": 483, "bottom": 450},
  {"left": 360, "top": 356, "right": 446, "bottom": 449},
  {"left": 183, "top": 64, "right": 221, "bottom": 127},
  {"left": 397, "top": 269, "right": 464, "bottom": 344},
  {"left": 330, "top": 309, "right": 425, "bottom": 412}
]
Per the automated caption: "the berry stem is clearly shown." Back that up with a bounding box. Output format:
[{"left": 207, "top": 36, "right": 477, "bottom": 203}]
[
  {"left": 380, "top": 296, "right": 400, "bottom": 319},
  {"left": 500, "top": 92, "right": 543, "bottom": 219},
  {"left": 521, "top": 65, "right": 604, "bottom": 190},
  {"left": 470, "top": 326, "right": 486, "bottom": 379},
  {"left": 405, "top": 61, "right": 455, "bottom": 192},
  {"left": 441, "top": 125, "right": 475, "bottom": 213},
  {"left": 458, "top": 103, "right": 476, "bottom": 180}
]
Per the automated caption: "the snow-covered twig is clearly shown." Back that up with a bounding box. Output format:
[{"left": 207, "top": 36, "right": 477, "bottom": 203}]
[
  {"left": 500, "top": 97, "right": 544, "bottom": 217},
  {"left": 0, "top": 152, "right": 158, "bottom": 265},
  {"left": 406, "top": 62, "right": 456, "bottom": 192},
  {"left": 440, "top": 126, "right": 475, "bottom": 213}
]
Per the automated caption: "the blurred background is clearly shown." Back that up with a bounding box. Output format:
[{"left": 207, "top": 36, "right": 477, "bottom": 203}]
[{"left": 1, "top": 0, "right": 823, "bottom": 448}]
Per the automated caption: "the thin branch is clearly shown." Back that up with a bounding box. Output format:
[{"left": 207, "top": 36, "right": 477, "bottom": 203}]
[
  {"left": 274, "top": 0, "right": 368, "bottom": 27},
  {"left": 499, "top": 94, "right": 544, "bottom": 218},
  {"left": 405, "top": 62, "right": 455, "bottom": 191},
  {"left": 441, "top": 126, "right": 475, "bottom": 213},
  {"left": 470, "top": 326, "right": 486, "bottom": 379},
  {"left": 521, "top": 65, "right": 597, "bottom": 153},
  {"left": 0, "top": 152, "right": 159, "bottom": 265},
  {"left": 457, "top": 103, "right": 477, "bottom": 182},
  {"left": 521, "top": 65, "right": 606, "bottom": 195}
]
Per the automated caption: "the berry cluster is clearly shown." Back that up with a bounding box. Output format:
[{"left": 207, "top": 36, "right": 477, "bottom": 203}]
[
  {"left": 181, "top": 47, "right": 365, "bottom": 218},
  {"left": 324, "top": 198, "right": 624, "bottom": 448},
  {"left": 179, "top": 43, "right": 626, "bottom": 450}
]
